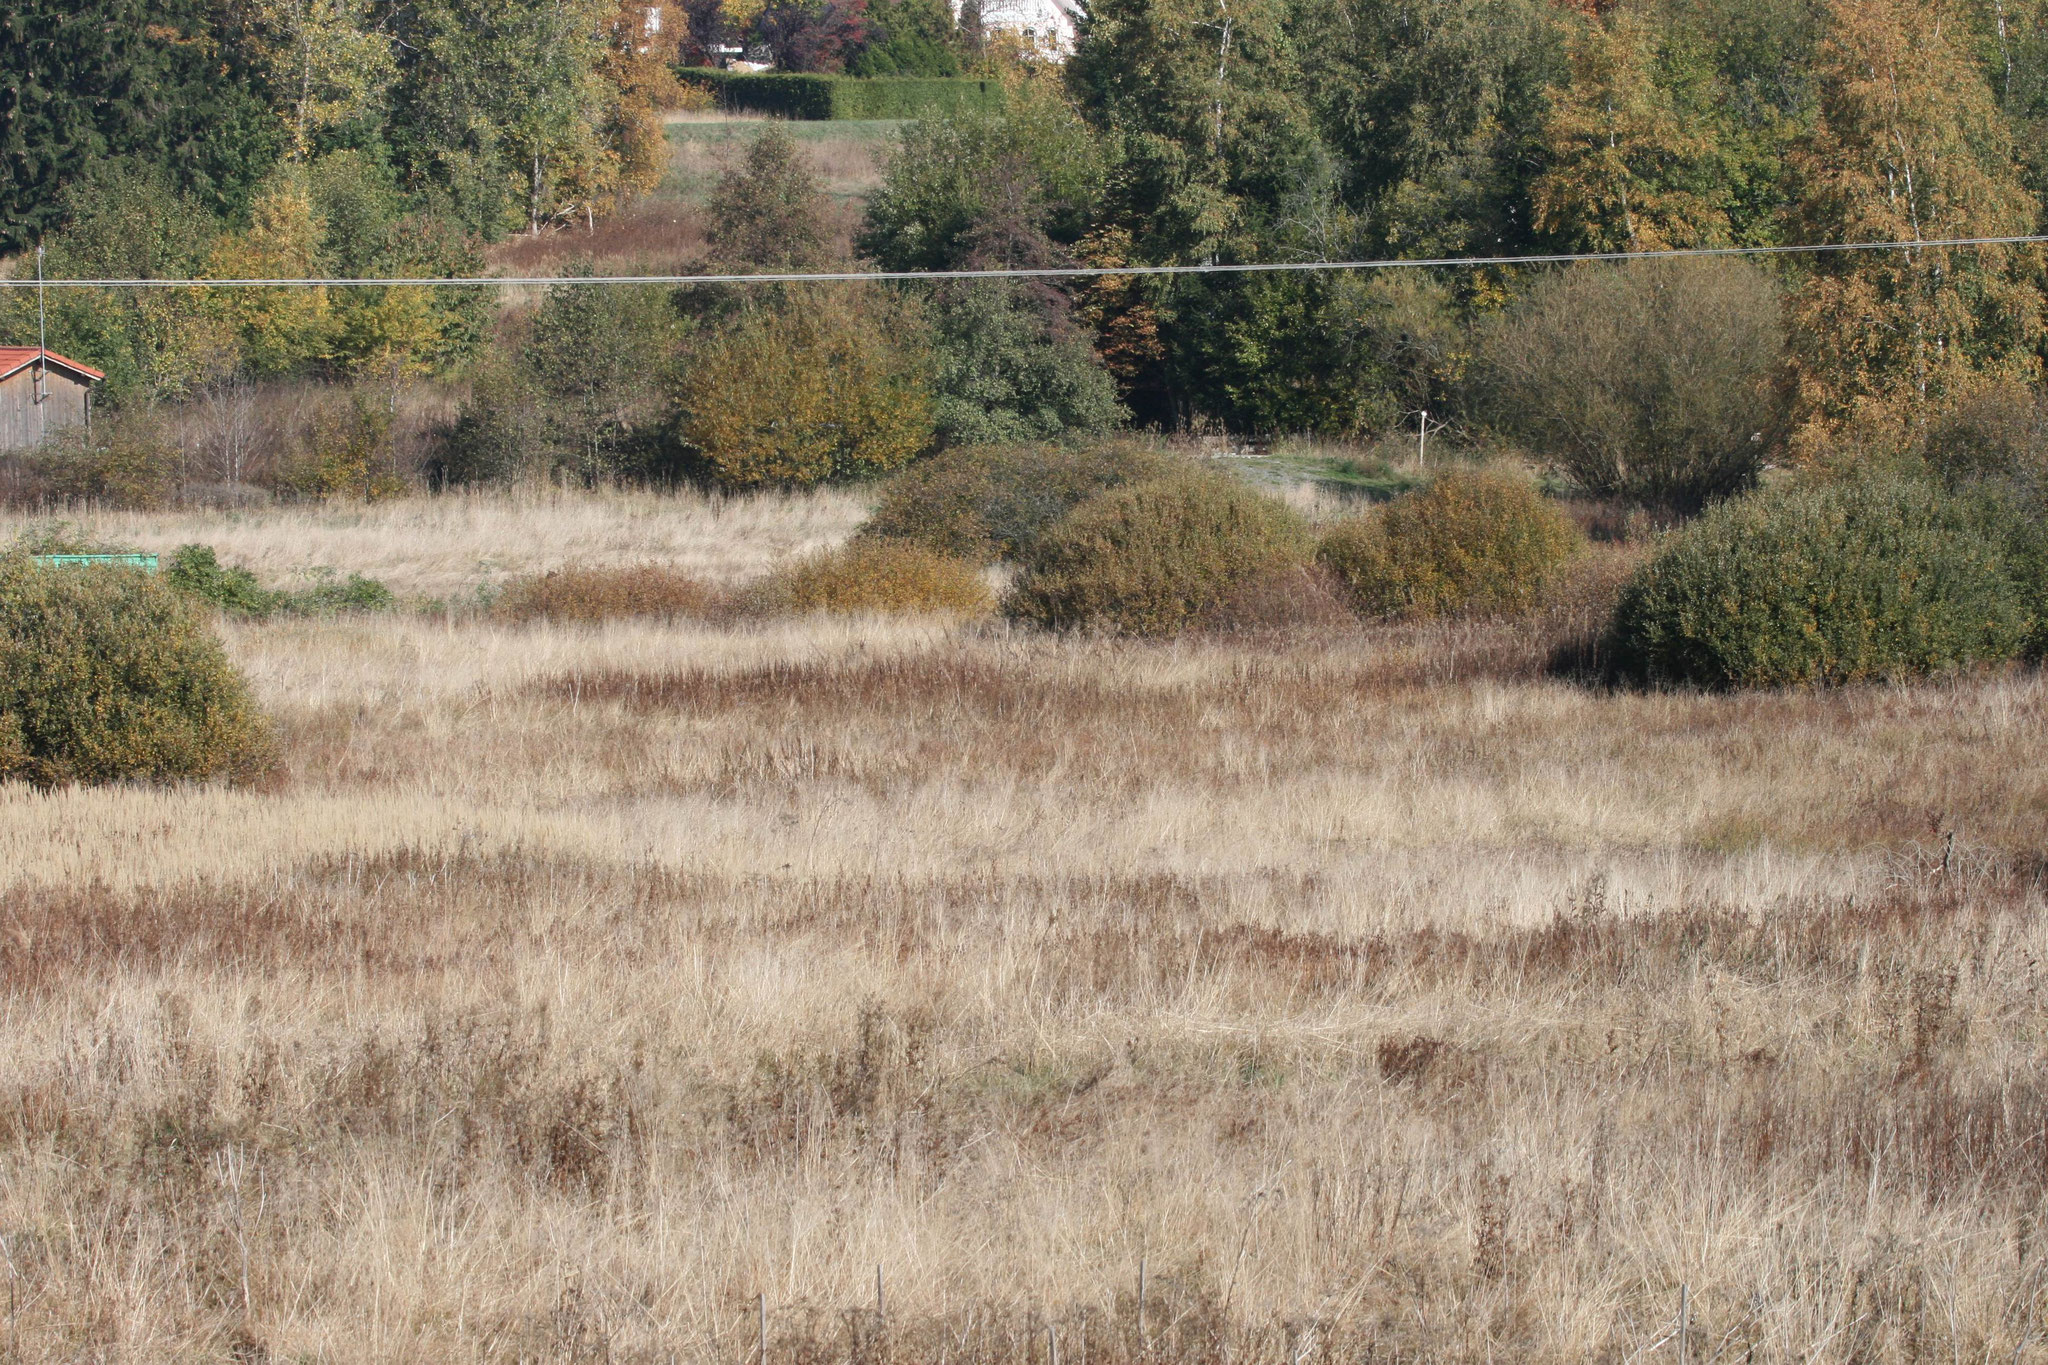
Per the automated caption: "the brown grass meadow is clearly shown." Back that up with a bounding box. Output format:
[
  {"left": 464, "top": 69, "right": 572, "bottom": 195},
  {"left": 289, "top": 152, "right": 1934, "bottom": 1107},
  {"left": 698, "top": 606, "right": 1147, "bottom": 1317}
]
[{"left": 4, "top": 489, "right": 2048, "bottom": 1362}]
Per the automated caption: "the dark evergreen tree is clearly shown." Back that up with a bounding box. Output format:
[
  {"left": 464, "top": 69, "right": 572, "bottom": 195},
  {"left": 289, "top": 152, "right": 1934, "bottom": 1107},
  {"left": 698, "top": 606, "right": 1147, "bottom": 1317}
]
[{"left": 1, "top": 0, "right": 280, "bottom": 252}]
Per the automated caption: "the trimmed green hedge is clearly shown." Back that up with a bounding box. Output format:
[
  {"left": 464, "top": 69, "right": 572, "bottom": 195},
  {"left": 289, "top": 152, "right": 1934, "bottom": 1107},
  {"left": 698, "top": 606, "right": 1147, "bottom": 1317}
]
[{"left": 678, "top": 69, "right": 1003, "bottom": 120}]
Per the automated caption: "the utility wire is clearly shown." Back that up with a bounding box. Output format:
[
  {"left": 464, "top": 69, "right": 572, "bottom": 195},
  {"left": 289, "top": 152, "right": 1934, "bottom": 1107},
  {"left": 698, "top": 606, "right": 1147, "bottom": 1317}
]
[{"left": 2, "top": 233, "right": 2044, "bottom": 289}]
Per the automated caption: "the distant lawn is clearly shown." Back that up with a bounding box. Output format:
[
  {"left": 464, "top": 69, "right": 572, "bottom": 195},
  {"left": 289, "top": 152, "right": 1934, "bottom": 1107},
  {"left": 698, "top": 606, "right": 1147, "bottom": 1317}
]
[
  {"left": 1230, "top": 445, "right": 1429, "bottom": 502},
  {"left": 660, "top": 115, "right": 904, "bottom": 206}
]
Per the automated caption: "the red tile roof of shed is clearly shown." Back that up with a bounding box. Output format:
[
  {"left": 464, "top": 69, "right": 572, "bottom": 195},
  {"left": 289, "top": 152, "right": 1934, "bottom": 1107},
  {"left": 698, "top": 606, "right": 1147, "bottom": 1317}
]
[{"left": 0, "top": 348, "right": 106, "bottom": 383}]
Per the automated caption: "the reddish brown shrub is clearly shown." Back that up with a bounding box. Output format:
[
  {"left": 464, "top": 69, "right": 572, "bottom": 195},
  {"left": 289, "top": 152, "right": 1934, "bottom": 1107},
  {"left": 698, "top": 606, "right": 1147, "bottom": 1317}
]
[{"left": 496, "top": 564, "right": 731, "bottom": 624}]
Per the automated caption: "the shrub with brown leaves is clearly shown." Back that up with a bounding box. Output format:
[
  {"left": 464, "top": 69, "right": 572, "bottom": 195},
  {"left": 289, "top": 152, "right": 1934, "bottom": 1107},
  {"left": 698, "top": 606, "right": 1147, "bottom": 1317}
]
[{"left": 495, "top": 564, "right": 732, "bottom": 624}]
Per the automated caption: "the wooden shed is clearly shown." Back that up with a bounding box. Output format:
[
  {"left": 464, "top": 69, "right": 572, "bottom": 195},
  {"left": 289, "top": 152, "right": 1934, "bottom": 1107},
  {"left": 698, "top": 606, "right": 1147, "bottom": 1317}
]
[{"left": 0, "top": 347, "right": 105, "bottom": 451}]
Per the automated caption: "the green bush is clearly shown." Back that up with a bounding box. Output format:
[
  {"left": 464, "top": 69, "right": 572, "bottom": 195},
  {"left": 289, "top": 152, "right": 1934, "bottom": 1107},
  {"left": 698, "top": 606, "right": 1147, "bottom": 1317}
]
[
  {"left": 1005, "top": 471, "right": 1312, "bottom": 636},
  {"left": 1317, "top": 470, "right": 1583, "bottom": 619},
  {"left": 860, "top": 441, "right": 1176, "bottom": 563},
  {"left": 755, "top": 541, "right": 993, "bottom": 615},
  {"left": 166, "top": 544, "right": 281, "bottom": 614},
  {"left": 678, "top": 70, "right": 1003, "bottom": 120},
  {"left": 166, "top": 544, "right": 396, "bottom": 617},
  {"left": 0, "top": 554, "right": 274, "bottom": 787},
  {"left": 1609, "top": 476, "right": 2034, "bottom": 688}
]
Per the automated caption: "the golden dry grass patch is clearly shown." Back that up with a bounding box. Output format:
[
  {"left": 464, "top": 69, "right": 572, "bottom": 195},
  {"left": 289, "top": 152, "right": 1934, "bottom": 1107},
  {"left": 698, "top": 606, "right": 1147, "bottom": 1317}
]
[
  {"left": 0, "top": 485, "right": 869, "bottom": 597},
  {"left": 2, "top": 494, "right": 2047, "bottom": 1363}
]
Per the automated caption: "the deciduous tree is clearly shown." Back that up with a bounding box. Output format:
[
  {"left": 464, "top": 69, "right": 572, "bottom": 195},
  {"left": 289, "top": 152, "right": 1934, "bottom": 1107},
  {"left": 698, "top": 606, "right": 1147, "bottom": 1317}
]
[{"left": 1787, "top": 0, "right": 2043, "bottom": 435}]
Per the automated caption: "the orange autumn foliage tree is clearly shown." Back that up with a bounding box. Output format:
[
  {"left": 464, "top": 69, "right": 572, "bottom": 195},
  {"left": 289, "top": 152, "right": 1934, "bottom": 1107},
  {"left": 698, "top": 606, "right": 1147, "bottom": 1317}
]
[{"left": 1787, "top": 0, "right": 2043, "bottom": 444}]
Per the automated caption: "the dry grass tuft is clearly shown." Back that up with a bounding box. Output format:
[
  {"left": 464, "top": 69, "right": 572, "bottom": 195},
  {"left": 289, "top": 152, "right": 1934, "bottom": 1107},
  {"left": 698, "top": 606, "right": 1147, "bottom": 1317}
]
[{"left": 754, "top": 540, "right": 996, "bottom": 617}]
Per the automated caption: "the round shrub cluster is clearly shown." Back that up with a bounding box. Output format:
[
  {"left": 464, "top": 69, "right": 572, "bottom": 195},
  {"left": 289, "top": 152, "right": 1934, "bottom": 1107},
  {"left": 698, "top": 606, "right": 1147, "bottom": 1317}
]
[
  {"left": 1004, "top": 471, "right": 1312, "bottom": 636},
  {"left": 0, "top": 555, "right": 274, "bottom": 787},
  {"left": 860, "top": 440, "right": 1175, "bottom": 563},
  {"left": 1317, "top": 470, "right": 1582, "bottom": 619},
  {"left": 760, "top": 541, "right": 994, "bottom": 616},
  {"left": 1609, "top": 476, "right": 2034, "bottom": 688}
]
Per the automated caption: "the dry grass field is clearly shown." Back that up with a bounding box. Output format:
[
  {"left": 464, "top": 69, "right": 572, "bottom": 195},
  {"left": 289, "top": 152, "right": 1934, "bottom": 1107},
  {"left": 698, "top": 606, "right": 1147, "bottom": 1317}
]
[
  {"left": 4, "top": 490, "right": 2048, "bottom": 1363},
  {"left": 490, "top": 113, "right": 896, "bottom": 276}
]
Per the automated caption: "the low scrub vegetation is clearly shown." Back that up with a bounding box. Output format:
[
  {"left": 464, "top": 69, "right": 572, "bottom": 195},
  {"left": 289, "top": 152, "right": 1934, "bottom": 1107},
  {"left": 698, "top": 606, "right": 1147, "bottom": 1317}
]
[
  {"left": 1005, "top": 471, "right": 1311, "bottom": 635},
  {"left": 1318, "top": 469, "right": 1582, "bottom": 619},
  {"left": 0, "top": 554, "right": 273, "bottom": 787},
  {"left": 165, "top": 544, "right": 395, "bottom": 617},
  {"left": 494, "top": 563, "right": 729, "bottom": 624},
  {"left": 859, "top": 441, "right": 1176, "bottom": 562},
  {"left": 757, "top": 540, "right": 994, "bottom": 616},
  {"left": 1610, "top": 475, "right": 2035, "bottom": 688}
]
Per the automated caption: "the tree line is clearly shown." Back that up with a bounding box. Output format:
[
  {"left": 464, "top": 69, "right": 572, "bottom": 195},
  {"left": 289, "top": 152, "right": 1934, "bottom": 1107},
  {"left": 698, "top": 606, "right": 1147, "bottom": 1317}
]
[{"left": 3, "top": 0, "right": 2048, "bottom": 509}]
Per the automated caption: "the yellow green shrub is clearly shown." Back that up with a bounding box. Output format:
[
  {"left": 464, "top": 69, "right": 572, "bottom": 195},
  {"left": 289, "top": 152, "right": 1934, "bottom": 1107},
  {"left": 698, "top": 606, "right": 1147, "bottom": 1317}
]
[
  {"left": 676, "top": 294, "right": 934, "bottom": 489},
  {"left": 1318, "top": 470, "right": 1582, "bottom": 619},
  {"left": 859, "top": 441, "right": 1177, "bottom": 563},
  {"left": 1005, "top": 471, "right": 1312, "bottom": 636},
  {"left": 0, "top": 554, "right": 274, "bottom": 787},
  {"left": 757, "top": 542, "right": 994, "bottom": 616}
]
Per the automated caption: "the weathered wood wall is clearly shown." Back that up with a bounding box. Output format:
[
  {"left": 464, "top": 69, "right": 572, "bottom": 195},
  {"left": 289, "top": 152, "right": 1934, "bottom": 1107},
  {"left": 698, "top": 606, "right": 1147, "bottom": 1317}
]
[{"left": 0, "top": 366, "right": 91, "bottom": 451}]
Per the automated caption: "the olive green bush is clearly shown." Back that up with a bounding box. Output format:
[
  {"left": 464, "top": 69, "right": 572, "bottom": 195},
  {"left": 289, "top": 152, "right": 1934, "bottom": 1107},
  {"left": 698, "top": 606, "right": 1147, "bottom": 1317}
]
[
  {"left": 860, "top": 441, "right": 1176, "bottom": 563},
  {"left": 1474, "top": 258, "right": 1788, "bottom": 512},
  {"left": 1005, "top": 471, "right": 1312, "bottom": 636},
  {"left": 1609, "top": 476, "right": 2034, "bottom": 688},
  {"left": 1317, "top": 470, "right": 1583, "bottom": 619},
  {"left": 0, "top": 555, "right": 274, "bottom": 787},
  {"left": 755, "top": 541, "right": 994, "bottom": 616}
]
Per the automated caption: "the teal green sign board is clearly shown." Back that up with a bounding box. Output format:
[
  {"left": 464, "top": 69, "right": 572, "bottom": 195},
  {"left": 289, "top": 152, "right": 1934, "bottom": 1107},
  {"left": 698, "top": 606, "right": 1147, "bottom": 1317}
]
[{"left": 31, "top": 553, "right": 159, "bottom": 571}]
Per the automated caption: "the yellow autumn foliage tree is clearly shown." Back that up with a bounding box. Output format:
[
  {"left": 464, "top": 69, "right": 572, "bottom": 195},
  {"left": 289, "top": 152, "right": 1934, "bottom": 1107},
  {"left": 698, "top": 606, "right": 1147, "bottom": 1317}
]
[
  {"left": 677, "top": 293, "right": 935, "bottom": 488},
  {"left": 1787, "top": 0, "right": 2043, "bottom": 443},
  {"left": 206, "top": 173, "right": 334, "bottom": 376},
  {"left": 1532, "top": 10, "right": 1733, "bottom": 253}
]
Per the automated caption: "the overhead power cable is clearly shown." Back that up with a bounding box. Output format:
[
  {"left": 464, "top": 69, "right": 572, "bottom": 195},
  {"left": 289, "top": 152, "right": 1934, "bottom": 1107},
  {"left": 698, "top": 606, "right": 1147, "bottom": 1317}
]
[{"left": 1, "top": 233, "right": 2044, "bottom": 288}]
